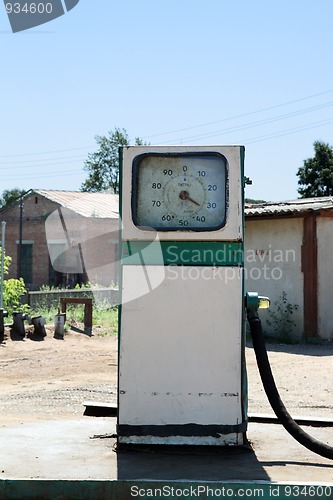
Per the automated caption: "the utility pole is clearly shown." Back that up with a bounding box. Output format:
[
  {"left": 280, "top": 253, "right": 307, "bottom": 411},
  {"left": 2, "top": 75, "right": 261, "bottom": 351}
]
[
  {"left": 0, "top": 221, "right": 6, "bottom": 309},
  {"left": 18, "top": 197, "right": 23, "bottom": 279}
]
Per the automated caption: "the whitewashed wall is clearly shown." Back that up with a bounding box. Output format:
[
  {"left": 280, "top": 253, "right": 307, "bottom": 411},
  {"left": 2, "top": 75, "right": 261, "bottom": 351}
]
[{"left": 244, "top": 218, "right": 304, "bottom": 338}]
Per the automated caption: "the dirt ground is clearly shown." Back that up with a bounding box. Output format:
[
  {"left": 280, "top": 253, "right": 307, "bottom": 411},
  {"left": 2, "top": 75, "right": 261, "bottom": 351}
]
[{"left": 0, "top": 322, "right": 332, "bottom": 427}]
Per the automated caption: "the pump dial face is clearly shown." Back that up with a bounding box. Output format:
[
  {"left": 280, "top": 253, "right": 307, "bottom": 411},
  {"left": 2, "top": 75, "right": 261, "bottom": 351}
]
[{"left": 132, "top": 153, "right": 227, "bottom": 231}]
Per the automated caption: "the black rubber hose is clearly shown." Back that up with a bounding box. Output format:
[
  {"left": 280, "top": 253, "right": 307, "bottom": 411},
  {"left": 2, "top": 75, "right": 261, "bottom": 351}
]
[{"left": 248, "top": 313, "right": 333, "bottom": 460}]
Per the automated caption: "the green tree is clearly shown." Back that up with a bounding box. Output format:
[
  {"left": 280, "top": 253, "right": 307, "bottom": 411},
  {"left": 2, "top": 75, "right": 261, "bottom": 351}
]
[
  {"left": 0, "top": 188, "right": 26, "bottom": 208},
  {"left": 245, "top": 198, "right": 266, "bottom": 204},
  {"left": 81, "top": 127, "right": 146, "bottom": 194},
  {"left": 297, "top": 141, "right": 333, "bottom": 197}
]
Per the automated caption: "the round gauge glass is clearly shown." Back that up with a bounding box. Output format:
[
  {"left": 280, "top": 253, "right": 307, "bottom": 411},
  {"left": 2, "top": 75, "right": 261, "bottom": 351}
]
[{"left": 132, "top": 153, "right": 227, "bottom": 231}]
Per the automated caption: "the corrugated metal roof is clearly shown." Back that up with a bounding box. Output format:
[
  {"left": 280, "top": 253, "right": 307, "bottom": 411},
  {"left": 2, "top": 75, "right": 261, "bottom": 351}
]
[
  {"left": 245, "top": 196, "right": 333, "bottom": 217},
  {"left": 34, "top": 190, "right": 119, "bottom": 218}
]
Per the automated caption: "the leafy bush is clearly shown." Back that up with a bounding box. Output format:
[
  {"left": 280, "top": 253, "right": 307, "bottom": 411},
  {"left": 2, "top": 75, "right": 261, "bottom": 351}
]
[
  {"left": 0, "top": 248, "right": 29, "bottom": 316},
  {"left": 3, "top": 278, "right": 29, "bottom": 316}
]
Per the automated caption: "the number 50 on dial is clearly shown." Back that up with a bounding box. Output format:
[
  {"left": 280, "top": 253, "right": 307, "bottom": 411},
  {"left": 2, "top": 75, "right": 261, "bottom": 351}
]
[{"left": 131, "top": 153, "right": 227, "bottom": 231}]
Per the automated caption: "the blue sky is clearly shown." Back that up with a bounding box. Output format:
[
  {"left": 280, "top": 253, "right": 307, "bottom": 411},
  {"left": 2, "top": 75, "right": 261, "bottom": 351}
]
[{"left": 1, "top": 0, "right": 333, "bottom": 201}]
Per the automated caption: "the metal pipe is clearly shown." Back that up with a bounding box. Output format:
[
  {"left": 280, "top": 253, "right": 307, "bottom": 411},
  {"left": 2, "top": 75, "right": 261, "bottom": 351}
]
[
  {"left": 0, "top": 221, "right": 6, "bottom": 309},
  {"left": 18, "top": 198, "right": 23, "bottom": 278}
]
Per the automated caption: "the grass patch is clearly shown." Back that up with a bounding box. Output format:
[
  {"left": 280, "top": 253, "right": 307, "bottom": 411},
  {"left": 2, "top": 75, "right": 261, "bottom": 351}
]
[
  {"left": 94, "top": 307, "right": 118, "bottom": 336},
  {"left": 29, "top": 303, "right": 119, "bottom": 336}
]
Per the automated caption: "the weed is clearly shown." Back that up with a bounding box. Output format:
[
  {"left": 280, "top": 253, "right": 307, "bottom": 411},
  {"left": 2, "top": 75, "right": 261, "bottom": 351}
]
[{"left": 266, "top": 291, "right": 299, "bottom": 342}]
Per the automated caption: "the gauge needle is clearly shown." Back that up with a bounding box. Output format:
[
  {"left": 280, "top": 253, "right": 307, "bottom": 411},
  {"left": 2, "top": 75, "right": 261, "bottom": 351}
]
[{"left": 179, "top": 190, "right": 200, "bottom": 206}]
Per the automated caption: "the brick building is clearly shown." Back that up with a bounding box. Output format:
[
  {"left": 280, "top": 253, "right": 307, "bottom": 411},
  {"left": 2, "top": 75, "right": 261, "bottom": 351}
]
[{"left": 0, "top": 190, "right": 119, "bottom": 290}]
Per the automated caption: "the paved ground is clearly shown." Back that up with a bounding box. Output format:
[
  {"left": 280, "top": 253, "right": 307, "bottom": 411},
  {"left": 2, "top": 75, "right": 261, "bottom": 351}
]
[{"left": 0, "top": 417, "right": 332, "bottom": 482}]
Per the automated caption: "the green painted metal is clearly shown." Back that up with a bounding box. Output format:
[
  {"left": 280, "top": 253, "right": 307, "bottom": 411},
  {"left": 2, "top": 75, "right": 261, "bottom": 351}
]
[
  {"left": 240, "top": 146, "right": 246, "bottom": 238},
  {"left": 0, "top": 480, "right": 330, "bottom": 500},
  {"left": 246, "top": 291, "right": 259, "bottom": 311},
  {"left": 122, "top": 240, "right": 244, "bottom": 266},
  {"left": 117, "top": 147, "right": 124, "bottom": 432}
]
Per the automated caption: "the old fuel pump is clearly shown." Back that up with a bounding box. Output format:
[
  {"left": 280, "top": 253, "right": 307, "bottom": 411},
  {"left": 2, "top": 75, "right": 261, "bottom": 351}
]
[{"left": 117, "top": 146, "right": 247, "bottom": 446}]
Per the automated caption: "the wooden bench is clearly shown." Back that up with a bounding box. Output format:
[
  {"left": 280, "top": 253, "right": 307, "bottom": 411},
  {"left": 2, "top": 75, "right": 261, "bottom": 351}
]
[{"left": 60, "top": 297, "right": 93, "bottom": 332}]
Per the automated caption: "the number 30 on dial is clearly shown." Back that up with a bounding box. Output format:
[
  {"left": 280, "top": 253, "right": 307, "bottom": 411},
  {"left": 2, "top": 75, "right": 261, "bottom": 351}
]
[{"left": 132, "top": 153, "right": 227, "bottom": 231}]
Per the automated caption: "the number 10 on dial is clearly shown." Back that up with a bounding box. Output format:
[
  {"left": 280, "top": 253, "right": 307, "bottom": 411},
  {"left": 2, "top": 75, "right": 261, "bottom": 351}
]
[{"left": 132, "top": 153, "right": 227, "bottom": 231}]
